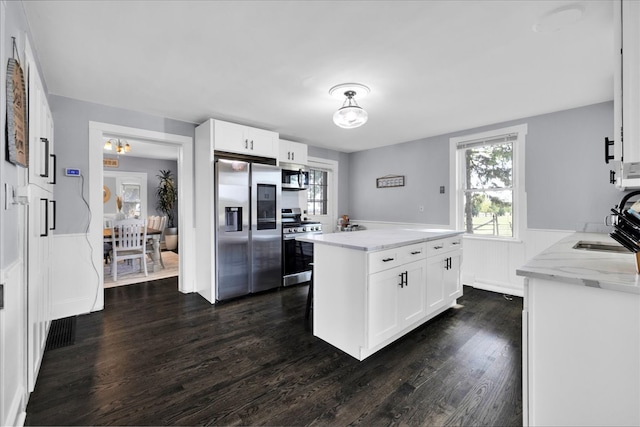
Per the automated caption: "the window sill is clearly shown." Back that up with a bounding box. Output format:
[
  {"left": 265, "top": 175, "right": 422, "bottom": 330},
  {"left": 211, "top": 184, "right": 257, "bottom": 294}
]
[{"left": 462, "top": 234, "right": 524, "bottom": 244}]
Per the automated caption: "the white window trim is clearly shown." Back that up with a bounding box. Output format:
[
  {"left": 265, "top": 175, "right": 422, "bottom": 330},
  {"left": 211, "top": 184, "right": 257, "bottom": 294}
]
[
  {"left": 449, "top": 123, "right": 527, "bottom": 241},
  {"left": 306, "top": 156, "right": 339, "bottom": 230}
]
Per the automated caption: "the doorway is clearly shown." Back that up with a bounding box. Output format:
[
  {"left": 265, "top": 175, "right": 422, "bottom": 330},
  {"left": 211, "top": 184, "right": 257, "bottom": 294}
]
[{"left": 89, "top": 122, "right": 195, "bottom": 311}]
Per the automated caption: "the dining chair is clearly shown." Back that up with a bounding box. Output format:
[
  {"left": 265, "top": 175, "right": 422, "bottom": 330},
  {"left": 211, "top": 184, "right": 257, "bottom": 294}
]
[
  {"left": 111, "top": 218, "right": 148, "bottom": 281},
  {"left": 146, "top": 215, "right": 167, "bottom": 268}
]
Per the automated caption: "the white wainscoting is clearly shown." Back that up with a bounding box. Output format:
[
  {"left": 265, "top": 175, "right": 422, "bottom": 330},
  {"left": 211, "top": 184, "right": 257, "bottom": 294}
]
[
  {"left": 0, "top": 259, "right": 27, "bottom": 427},
  {"left": 350, "top": 220, "right": 572, "bottom": 297},
  {"left": 51, "top": 234, "right": 104, "bottom": 320}
]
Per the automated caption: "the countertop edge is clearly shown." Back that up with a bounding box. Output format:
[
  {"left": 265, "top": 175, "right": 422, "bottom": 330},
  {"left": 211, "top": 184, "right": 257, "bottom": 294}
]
[
  {"left": 296, "top": 229, "right": 463, "bottom": 252},
  {"left": 516, "top": 232, "right": 640, "bottom": 295}
]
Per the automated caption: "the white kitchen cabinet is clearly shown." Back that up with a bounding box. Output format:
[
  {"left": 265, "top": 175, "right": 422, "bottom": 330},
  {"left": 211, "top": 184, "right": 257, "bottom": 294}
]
[
  {"left": 214, "top": 119, "right": 278, "bottom": 159},
  {"left": 279, "top": 139, "right": 308, "bottom": 165},
  {"left": 426, "top": 236, "right": 462, "bottom": 313},
  {"left": 23, "top": 39, "right": 54, "bottom": 392},
  {"left": 368, "top": 259, "right": 426, "bottom": 348},
  {"left": 610, "top": 0, "right": 640, "bottom": 189},
  {"left": 25, "top": 40, "right": 56, "bottom": 192},
  {"left": 307, "top": 230, "right": 462, "bottom": 360}
]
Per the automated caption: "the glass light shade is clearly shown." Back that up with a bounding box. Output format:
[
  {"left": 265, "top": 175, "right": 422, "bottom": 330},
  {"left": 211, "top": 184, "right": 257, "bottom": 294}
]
[
  {"left": 124, "top": 142, "right": 131, "bottom": 153},
  {"left": 333, "top": 105, "right": 368, "bottom": 129},
  {"left": 104, "top": 140, "right": 113, "bottom": 150}
]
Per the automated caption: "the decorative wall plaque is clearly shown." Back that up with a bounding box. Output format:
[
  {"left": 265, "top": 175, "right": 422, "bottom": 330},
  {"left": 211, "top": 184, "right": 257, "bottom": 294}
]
[
  {"left": 376, "top": 175, "right": 405, "bottom": 188},
  {"left": 6, "top": 57, "right": 28, "bottom": 167},
  {"left": 103, "top": 158, "right": 119, "bottom": 168}
]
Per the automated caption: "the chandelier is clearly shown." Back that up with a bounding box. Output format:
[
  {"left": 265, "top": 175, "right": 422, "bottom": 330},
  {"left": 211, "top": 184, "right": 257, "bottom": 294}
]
[{"left": 104, "top": 138, "right": 131, "bottom": 154}]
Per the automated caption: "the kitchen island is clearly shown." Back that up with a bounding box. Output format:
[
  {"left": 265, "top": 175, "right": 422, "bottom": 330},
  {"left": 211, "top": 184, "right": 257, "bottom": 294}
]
[
  {"left": 517, "top": 232, "right": 640, "bottom": 426},
  {"left": 298, "top": 228, "right": 463, "bottom": 361}
]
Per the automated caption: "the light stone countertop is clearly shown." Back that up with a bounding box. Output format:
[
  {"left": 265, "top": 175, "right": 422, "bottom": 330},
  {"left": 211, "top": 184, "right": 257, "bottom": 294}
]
[
  {"left": 296, "top": 228, "right": 463, "bottom": 252},
  {"left": 516, "top": 232, "right": 640, "bottom": 295}
]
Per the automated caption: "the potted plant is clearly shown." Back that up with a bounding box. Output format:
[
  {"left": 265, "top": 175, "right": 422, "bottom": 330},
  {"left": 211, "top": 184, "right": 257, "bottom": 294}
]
[{"left": 156, "top": 169, "right": 178, "bottom": 251}]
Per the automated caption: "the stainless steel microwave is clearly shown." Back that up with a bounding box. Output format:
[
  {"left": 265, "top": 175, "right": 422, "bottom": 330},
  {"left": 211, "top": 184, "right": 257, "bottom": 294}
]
[{"left": 281, "top": 164, "right": 309, "bottom": 191}]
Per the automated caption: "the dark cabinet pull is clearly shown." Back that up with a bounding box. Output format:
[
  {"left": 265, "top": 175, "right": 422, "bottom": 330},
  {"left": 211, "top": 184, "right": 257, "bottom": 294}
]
[
  {"left": 40, "top": 198, "right": 48, "bottom": 237},
  {"left": 382, "top": 257, "right": 395, "bottom": 262},
  {"left": 398, "top": 273, "right": 404, "bottom": 288},
  {"left": 433, "top": 245, "right": 443, "bottom": 250},
  {"left": 403, "top": 271, "right": 408, "bottom": 287},
  {"left": 49, "top": 154, "right": 57, "bottom": 184},
  {"left": 49, "top": 200, "right": 56, "bottom": 231},
  {"left": 244, "top": 139, "right": 248, "bottom": 149},
  {"left": 40, "top": 138, "right": 50, "bottom": 178},
  {"left": 291, "top": 152, "right": 295, "bottom": 161},
  {"left": 410, "top": 250, "right": 422, "bottom": 255},
  {"left": 610, "top": 170, "right": 617, "bottom": 184},
  {"left": 604, "top": 137, "right": 615, "bottom": 164},
  {"left": 250, "top": 140, "right": 254, "bottom": 150}
]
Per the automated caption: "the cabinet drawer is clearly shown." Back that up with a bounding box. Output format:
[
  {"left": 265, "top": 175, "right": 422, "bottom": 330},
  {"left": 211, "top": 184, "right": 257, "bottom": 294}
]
[
  {"left": 426, "top": 236, "right": 462, "bottom": 257},
  {"left": 369, "top": 243, "right": 427, "bottom": 274},
  {"left": 401, "top": 242, "right": 427, "bottom": 262},
  {"left": 369, "top": 248, "right": 402, "bottom": 274}
]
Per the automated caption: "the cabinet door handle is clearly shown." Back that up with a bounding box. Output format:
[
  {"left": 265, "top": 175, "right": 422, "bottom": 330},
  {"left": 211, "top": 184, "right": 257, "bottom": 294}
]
[
  {"left": 610, "top": 170, "right": 617, "bottom": 184},
  {"left": 291, "top": 152, "right": 295, "bottom": 161},
  {"left": 403, "top": 271, "right": 408, "bottom": 287},
  {"left": 605, "top": 137, "right": 615, "bottom": 164},
  {"left": 433, "top": 245, "right": 443, "bottom": 250},
  {"left": 398, "top": 273, "right": 404, "bottom": 288},
  {"left": 250, "top": 140, "right": 254, "bottom": 150},
  {"left": 40, "top": 198, "right": 48, "bottom": 237},
  {"left": 49, "top": 154, "right": 57, "bottom": 185},
  {"left": 451, "top": 241, "right": 460, "bottom": 245},
  {"left": 40, "top": 138, "right": 50, "bottom": 178},
  {"left": 245, "top": 139, "right": 248, "bottom": 149},
  {"left": 49, "top": 200, "right": 56, "bottom": 231},
  {"left": 287, "top": 152, "right": 291, "bottom": 160},
  {"left": 410, "top": 250, "right": 422, "bottom": 255},
  {"left": 382, "top": 257, "right": 395, "bottom": 262}
]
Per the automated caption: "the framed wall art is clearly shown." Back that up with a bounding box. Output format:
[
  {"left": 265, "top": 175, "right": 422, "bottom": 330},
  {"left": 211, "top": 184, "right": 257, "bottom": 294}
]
[{"left": 6, "top": 54, "right": 28, "bottom": 167}]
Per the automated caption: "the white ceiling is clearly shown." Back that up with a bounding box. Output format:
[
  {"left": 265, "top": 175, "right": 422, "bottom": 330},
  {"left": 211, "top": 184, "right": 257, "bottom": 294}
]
[{"left": 23, "top": 1, "right": 613, "bottom": 154}]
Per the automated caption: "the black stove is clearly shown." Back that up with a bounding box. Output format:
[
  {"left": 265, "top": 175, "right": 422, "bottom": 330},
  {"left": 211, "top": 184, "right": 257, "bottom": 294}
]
[
  {"left": 281, "top": 208, "right": 322, "bottom": 286},
  {"left": 282, "top": 208, "right": 323, "bottom": 234}
]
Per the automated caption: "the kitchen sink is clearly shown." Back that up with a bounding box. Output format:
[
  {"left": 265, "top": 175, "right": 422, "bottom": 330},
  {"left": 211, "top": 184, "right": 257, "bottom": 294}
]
[{"left": 572, "top": 241, "right": 631, "bottom": 254}]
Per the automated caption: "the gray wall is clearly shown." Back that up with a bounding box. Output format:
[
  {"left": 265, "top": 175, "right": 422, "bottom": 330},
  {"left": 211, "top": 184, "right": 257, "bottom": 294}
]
[
  {"left": 50, "top": 95, "right": 195, "bottom": 234},
  {"left": 349, "top": 101, "right": 623, "bottom": 231},
  {"left": 103, "top": 157, "right": 178, "bottom": 222}
]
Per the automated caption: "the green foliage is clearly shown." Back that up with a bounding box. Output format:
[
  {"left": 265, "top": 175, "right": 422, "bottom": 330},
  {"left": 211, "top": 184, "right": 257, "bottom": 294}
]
[{"left": 156, "top": 169, "right": 177, "bottom": 228}]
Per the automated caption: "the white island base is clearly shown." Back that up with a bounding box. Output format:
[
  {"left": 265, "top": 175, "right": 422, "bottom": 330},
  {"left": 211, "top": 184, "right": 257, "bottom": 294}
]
[{"left": 300, "top": 229, "right": 463, "bottom": 361}]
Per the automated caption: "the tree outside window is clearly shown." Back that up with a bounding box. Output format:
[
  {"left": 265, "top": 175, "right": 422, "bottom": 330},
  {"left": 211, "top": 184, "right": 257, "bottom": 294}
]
[{"left": 461, "top": 139, "right": 514, "bottom": 237}]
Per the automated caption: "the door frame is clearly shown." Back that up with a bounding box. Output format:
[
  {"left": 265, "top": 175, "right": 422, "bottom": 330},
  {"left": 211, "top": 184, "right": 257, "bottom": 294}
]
[{"left": 89, "top": 122, "right": 195, "bottom": 311}]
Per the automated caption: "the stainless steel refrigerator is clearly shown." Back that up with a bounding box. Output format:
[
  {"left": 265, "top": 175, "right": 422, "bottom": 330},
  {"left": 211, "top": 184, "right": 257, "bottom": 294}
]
[{"left": 215, "top": 158, "right": 282, "bottom": 301}]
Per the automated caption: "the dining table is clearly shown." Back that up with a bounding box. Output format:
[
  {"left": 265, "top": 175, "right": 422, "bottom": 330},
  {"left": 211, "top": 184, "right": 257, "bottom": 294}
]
[{"left": 103, "top": 227, "right": 164, "bottom": 273}]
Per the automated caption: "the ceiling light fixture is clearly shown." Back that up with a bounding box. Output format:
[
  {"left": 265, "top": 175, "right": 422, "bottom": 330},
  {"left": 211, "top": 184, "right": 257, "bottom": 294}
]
[
  {"left": 329, "top": 83, "right": 370, "bottom": 129},
  {"left": 104, "top": 138, "right": 131, "bottom": 154}
]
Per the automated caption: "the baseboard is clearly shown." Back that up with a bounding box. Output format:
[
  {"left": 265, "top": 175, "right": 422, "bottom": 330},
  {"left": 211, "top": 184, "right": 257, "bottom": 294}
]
[
  {"left": 5, "top": 384, "right": 26, "bottom": 427},
  {"left": 470, "top": 279, "right": 524, "bottom": 297}
]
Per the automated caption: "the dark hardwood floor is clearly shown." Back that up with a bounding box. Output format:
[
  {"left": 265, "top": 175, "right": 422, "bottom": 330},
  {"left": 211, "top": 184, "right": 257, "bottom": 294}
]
[{"left": 25, "top": 280, "right": 523, "bottom": 426}]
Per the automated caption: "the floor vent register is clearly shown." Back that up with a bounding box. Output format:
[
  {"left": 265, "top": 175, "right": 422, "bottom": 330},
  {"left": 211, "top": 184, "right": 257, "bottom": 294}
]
[{"left": 45, "top": 316, "right": 77, "bottom": 350}]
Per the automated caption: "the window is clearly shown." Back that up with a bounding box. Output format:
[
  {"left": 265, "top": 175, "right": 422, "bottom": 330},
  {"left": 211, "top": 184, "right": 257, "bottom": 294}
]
[
  {"left": 307, "top": 168, "right": 328, "bottom": 215},
  {"left": 121, "top": 183, "right": 141, "bottom": 219},
  {"left": 451, "top": 124, "right": 526, "bottom": 239}
]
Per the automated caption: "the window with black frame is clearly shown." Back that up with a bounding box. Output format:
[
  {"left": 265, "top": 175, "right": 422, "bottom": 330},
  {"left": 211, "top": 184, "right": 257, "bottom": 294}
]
[{"left": 307, "top": 168, "right": 328, "bottom": 215}]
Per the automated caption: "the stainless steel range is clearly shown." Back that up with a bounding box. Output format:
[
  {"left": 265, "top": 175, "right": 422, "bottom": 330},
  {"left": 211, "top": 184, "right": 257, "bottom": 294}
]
[{"left": 282, "top": 208, "right": 322, "bottom": 286}]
